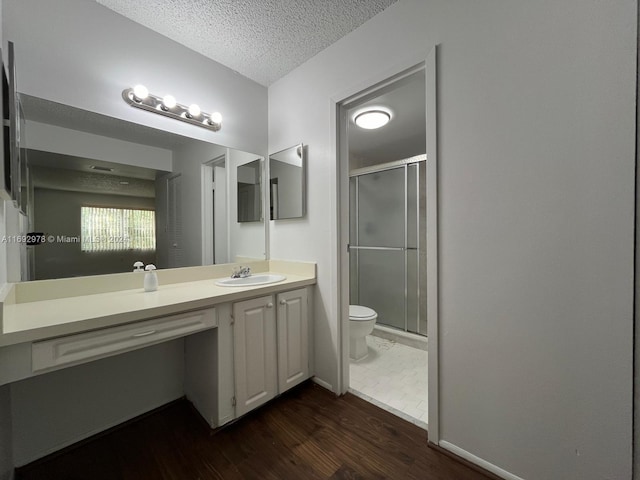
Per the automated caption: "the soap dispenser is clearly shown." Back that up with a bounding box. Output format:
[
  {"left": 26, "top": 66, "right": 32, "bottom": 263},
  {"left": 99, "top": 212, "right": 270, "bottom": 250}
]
[
  {"left": 133, "top": 261, "right": 144, "bottom": 273},
  {"left": 144, "top": 264, "right": 158, "bottom": 292}
]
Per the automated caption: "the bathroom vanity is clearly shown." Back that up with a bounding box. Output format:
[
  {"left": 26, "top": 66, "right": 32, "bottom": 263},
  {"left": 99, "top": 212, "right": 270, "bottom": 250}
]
[{"left": 0, "top": 260, "right": 315, "bottom": 464}]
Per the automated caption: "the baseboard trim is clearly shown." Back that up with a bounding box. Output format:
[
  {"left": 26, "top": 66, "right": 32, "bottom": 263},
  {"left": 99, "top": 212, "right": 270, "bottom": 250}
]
[
  {"left": 311, "top": 376, "right": 333, "bottom": 393},
  {"left": 437, "top": 440, "right": 524, "bottom": 480}
]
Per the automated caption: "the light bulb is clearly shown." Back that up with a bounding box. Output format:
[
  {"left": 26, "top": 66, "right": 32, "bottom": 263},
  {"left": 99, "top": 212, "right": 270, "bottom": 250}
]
[
  {"left": 132, "top": 84, "right": 148, "bottom": 101},
  {"left": 187, "top": 104, "right": 201, "bottom": 117},
  {"left": 162, "top": 95, "right": 177, "bottom": 109},
  {"left": 209, "top": 112, "right": 222, "bottom": 124}
]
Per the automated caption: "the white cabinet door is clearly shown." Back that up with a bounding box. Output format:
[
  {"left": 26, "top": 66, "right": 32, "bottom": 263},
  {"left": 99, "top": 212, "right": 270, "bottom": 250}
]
[
  {"left": 277, "top": 288, "right": 309, "bottom": 393},
  {"left": 233, "top": 295, "right": 277, "bottom": 417}
]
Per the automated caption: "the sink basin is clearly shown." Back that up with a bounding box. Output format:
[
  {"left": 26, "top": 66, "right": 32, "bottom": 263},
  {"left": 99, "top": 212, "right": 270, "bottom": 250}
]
[{"left": 215, "top": 274, "right": 286, "bottom": 287}]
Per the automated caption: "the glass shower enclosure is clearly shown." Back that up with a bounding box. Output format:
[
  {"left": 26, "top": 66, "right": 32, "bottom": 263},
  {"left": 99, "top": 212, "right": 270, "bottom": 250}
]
[{"left": 349, "top": 155, "right": 427, "bottom": 336}]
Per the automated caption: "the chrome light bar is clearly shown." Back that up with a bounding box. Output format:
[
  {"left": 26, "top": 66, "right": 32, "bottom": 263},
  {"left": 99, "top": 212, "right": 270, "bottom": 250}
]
[{"left": 122, "top": 85, "right": 222, "bottom": 132}]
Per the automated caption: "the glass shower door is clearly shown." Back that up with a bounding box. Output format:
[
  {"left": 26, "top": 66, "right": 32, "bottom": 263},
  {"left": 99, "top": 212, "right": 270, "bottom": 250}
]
[
  {"left": 351, "top": 166, "right": 406, "bottom": 331},
  {"left": 350, "top": 159, "right": 426, "bottom": 336}
]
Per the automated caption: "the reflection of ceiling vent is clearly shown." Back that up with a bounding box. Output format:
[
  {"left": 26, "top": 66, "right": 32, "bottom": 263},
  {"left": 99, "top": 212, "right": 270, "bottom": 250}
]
[{"left": 89, "top": 165, "right": 114, "bottom": 172}]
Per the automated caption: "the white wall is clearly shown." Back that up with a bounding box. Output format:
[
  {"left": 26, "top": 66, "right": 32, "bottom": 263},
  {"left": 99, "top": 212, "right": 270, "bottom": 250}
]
[
  {"left": 26, "top": 121, "right": 173, "bottom": 172},
  {"left": 268, "top": 1, "right": 636, "bottom": 479},
  {"left": 10, "top": 340, "right": 184, "bottom": 466}
]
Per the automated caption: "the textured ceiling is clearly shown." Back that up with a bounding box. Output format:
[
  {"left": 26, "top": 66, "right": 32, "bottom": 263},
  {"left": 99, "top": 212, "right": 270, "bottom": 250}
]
[{"left": 95, "top": 0, "right": 397, "bottom": 86}]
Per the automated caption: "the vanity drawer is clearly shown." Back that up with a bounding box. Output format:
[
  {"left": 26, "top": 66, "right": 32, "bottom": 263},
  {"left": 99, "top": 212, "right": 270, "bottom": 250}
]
[{"left": 32, "top": 308, "right": 217, "bottom": 372}]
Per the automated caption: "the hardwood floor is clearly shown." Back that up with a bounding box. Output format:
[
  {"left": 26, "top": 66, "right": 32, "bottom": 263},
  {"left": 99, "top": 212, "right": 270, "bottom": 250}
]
[{"left": 17, "top": 382, "right": 493, "bottom": 480}]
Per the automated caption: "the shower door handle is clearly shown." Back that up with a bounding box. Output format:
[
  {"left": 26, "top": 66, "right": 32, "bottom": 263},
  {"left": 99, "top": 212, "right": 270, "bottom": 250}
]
[{"left": 348, "top": 246, "right": 406, "bottom": 251}]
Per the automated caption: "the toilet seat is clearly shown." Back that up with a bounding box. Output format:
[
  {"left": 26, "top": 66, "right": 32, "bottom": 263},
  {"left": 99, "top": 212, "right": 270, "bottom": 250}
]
[{"left": 349, "top": 305, "right": 377, "bottom": 321}]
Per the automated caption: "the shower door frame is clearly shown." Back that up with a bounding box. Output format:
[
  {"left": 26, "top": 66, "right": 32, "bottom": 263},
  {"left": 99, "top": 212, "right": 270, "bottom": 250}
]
[
  {"left": 333, "top": 46, "right": 439, "bottom": 443},
  {"left": 349, "top": 155, "right": 426, "bottom": 335}
]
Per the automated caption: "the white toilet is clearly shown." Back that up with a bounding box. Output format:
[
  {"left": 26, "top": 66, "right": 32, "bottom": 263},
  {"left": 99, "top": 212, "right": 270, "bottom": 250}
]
[{"left": 349, "top": 305, "right": 377, "bottom": 361}]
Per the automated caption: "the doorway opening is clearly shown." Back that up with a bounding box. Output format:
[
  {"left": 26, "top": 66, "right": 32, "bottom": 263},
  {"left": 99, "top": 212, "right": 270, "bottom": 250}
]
[
  {"left": 202, "top": 155, "right": 227, "bottom": 265},
  {"left": 336, "top": 48, "right": 438, "bottom": 438},
  {"left": 341, "top": 68, "right": 428, "bottom": 428}
]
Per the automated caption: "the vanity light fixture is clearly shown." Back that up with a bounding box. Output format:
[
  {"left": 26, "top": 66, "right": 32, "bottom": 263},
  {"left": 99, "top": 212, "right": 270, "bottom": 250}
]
[
  {"left": 354, "top": 108, "right": 391, "bottom": 130},
  {"left": 122, "top": 85, "right": 222, "bottom": 132}
]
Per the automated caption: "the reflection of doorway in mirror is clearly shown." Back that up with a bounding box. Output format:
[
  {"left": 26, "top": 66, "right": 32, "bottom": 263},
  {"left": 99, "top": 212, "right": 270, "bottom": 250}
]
[
  {"left": 237, "top": 184, "right": 258, "bottom": 221},
  {"left": 167, "top": 174, "right": 183, "bottom": 268},
  {"left": 202, "top": 155, "right": 227, "bottom": 265},
  {"left": 270, "top": 178, "right": 279, "bottom": 220}
]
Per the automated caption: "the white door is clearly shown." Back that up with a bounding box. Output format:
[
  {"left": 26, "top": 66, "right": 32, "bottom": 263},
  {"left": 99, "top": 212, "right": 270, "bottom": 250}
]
[
  {"left": 202, "top": 156, "right": 227, "bottom": 266},
  {"left": 233, "top": 295, "right": 277, "bottom": 417},
  {"left": 213, "top": 164, "right": 228, "bottom": 263},
  {"left": 277, "top": 288, "right": 309, "bottom": 393},
  {"left": 167, "top": 174, "right": 183, "bottom": 268}
]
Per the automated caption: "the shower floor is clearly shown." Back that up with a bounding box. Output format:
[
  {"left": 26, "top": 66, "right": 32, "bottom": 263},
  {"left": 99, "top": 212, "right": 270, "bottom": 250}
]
[{"left": 349, "top": 335, "right": 428, "bottom": 429}]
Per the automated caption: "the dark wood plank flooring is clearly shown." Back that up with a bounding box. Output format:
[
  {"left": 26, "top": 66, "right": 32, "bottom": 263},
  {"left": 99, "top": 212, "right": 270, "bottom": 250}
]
[{"left": 17, "top": 382, "right": 493, "bottom": 480}]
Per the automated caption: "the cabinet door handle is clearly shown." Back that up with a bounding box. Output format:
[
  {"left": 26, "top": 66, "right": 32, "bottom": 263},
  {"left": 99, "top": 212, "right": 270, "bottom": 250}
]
[
  {"left": 132, "top": 330, "right": 157, "bottom": 338},
  {"left": 279, "top": 299, "right": 287, "bottom": 305},
  {"left": 266, "top": 303, "right": 274, "bottom": 308}
]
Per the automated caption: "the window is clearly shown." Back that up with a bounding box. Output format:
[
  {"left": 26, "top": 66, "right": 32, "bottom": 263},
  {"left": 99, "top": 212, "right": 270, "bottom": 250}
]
[{"left": 81, "top": 207, "right": 156, "bottom": 252}]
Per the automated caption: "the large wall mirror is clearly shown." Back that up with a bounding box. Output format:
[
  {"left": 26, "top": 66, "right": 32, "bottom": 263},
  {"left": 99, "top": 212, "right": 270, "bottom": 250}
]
[
  {"left": 269, "top": 144, "right": 305, "bottom": 220},
  {"left": 17, "top": 94, "right": 266, "bottom": 281}
]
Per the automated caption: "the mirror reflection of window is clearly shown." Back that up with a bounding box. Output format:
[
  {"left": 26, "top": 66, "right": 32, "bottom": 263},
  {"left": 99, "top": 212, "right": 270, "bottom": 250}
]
[
  {"left": 269, "top": 144, "right": 305, "bottom": 220},
  {"left": 80, "top": 207, "right": 156, "bottom": 252},
  {"left": 237, "top": 159, "right": 262, "bottom": 222}
]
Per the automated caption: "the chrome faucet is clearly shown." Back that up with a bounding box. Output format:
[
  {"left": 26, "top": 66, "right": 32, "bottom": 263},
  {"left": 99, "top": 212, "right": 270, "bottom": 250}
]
[{"left": 231, "top": 266, "right": 251, "bottom": 278}]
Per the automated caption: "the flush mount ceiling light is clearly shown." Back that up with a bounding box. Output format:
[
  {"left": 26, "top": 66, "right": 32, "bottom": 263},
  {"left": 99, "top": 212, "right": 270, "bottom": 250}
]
[
  {"left": 122, "top": 84, "right": 222, "bottom": 132},
  {"left": 354, "top": 109, "right": 391, "bottom": 129}
]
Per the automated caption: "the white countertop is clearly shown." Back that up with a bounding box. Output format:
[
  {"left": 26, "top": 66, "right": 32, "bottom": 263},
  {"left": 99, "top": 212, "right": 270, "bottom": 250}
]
[{"left": 0, "top": 261, "right": 316, "bottom": 346}]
